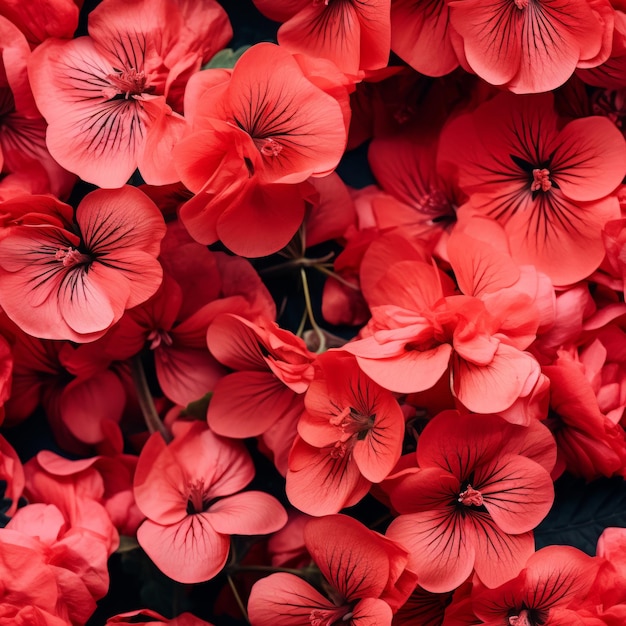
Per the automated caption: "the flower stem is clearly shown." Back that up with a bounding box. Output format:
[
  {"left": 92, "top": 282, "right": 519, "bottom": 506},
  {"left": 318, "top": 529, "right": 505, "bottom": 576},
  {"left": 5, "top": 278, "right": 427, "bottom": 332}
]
[
  {"left": 300, "top": 267, "right": 326, "bottom": 353},
  {"left": 131, "top": 355, "right": 172, "bottom": 443},
  {"left": 227, "top": 574, "right": 249, "bottom": 623}
]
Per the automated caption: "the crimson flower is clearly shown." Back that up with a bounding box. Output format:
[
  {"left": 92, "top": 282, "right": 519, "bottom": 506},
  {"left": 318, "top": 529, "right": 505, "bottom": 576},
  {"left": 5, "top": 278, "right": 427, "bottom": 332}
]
[
  {"left": 286, "top": 351, "right": 404, "bottom": 515},
  {"left": 248, "top": 514, "right": 417, "bottom": 626},
  {"left": 134, "top": 422, "right": 287, "bottom": 584},
  {"left": 0, "top": 186, "right": 166, "bottom": 342},
  {"left": 385, "top": 410, "right": 556, "bottom": 592},
  {"left": 437, "top": 92, "right": 626, "bottom": 286}
]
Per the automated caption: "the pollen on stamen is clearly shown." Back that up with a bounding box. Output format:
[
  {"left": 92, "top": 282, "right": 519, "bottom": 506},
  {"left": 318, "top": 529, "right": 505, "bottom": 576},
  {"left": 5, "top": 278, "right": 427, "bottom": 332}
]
[
  {"left": 531, "top": 168, "right": 552, "bottom": 192},
  {"left": 509, "top": 610, "right": 532, "bottom": 626},
  {"left": 106, "top": 68, "right": 147, "bottom": 99},
  {"left": 147, "top": 328, "right": 174, "bottom": 350},
  {"left": 259, "top": 137, "right": 283, "bottom": 157},
  {"left": 55, "top": 246, "right": 90, "bottom": 268},
  {"left": 514, "top": 0, "right": 529, "bottom": 9},
  {"left": 458, "top": 484, "right": 483, "bottom": 507}
]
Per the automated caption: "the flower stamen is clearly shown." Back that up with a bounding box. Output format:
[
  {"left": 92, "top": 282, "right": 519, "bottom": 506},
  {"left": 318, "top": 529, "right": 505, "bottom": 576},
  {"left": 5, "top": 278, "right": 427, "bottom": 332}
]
[
  {"left": 531, "top": 168, "right": 552, "bottom": 192},
  {"left": 458, "top": 484, "right": 483, "bottom": 507},
  {"left": 55, "top": 246, "right": 90, "bottom": 268}
]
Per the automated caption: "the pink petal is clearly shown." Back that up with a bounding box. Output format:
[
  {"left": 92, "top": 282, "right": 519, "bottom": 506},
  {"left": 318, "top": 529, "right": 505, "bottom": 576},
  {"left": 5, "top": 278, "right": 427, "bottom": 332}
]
[
  {"left": 386, "top": 510, "right": 475, "bottom": 593},
  {"left": 207, "top": 371, "right": 301, "bottom": 438},
  {"left": 207, "top": 491, "right": 287, "bottom": 535},
  {"left": 477, "top": 454, "right": 554, "bottom": 534},
  {"left": 137, "top": 516, "right": 230, "bottom": 584},
  {"left": 206, "top": 314, "right": 267, "bottom": 371}
]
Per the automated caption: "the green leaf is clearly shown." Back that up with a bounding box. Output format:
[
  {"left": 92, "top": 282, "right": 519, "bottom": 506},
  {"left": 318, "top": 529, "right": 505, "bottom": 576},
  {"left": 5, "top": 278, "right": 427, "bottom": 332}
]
[
  {"left": 535, "top": 474, "right": 626, "bottom": 555},
  {"left": 202, "top": 46, "right": 250, "bottom": 70},
  {"left": 181, "top": 393, "right": 212, "bottom": 420}
]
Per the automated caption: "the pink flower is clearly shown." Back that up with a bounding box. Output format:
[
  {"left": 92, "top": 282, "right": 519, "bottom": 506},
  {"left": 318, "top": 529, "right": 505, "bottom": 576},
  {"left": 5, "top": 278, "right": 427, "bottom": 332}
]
[
  {"left": 385, "top": 410, "right": 556, "bottom": 592},
  {"left": 134, "top": 422, "right": 287, "bottom": 584},
  {"left": 0, "top": 186, "right": 166, "bottom": 342}
]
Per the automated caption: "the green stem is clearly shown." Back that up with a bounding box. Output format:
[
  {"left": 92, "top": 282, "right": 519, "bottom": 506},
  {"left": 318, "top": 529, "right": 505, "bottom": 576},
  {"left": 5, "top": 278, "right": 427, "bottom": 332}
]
[
  {"left": 314, "top": 265, "right": 360, "bottom": 291},
  {"left": 300, "top": 267, "right": 326, "bottom": 354},
  {"left": 131, "top": 355, "right": 171, "bottom": 443},
  {"left": 227, "top": 574, "right": 249, "bottom": 623}
]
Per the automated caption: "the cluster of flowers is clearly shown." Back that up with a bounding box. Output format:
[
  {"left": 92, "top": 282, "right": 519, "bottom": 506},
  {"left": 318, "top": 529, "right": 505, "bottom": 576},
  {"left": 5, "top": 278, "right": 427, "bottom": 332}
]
[{"left": 0, "top": 0, "right": 625, "bottom": 623}]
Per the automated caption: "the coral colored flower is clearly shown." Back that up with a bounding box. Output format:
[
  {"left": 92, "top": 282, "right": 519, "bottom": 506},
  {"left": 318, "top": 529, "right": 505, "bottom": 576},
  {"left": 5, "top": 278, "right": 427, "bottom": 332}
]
[
  {"left": 286, "top": 351, "right": 404, "bottom": 515},
  {"left": 252, "top": 0, "right": 391, "bottom": 76},
  {"left": 206, "top": 313, "right": 315, "bottom": 473},
  {"left": 175, "top": 43, "right": 347, "bottom": 256},
  {"left": 0, "top": 16, "right": 75, "bottom": 199},
  {"left": 0, "top": 0, "right": 81, "bottom": 46},
  {"left": 107, "top": 609, "right": 214, "bottom": 625},
  {"left": 134, "top": 422, "right": 287, "bottom": 584},
  {"left": 385, "top": 410, "right": 556, "bottom": 592},
  {"left": 27, "top": 0, "right": 232, "bottom": 187},
  {"left": 0, "top": 434, "right": 24, "bottom": 522},
  {"left": 0, "top": 186, "right": 166, "bottom": 342},
  {"left": 438, "top": 92, "right": 626, "bottom": 285},
  {"left": 447, "top": 0, "right": 614, "bottom": 93},
  {"left": 472, "top": 545, "right": 598, "bottom": 626},
  {"left": 248, "top": 514, "right": 417, "bottom": 626},
  {"left": 345, "top": 255, "right": 543, "bottom": 415}
]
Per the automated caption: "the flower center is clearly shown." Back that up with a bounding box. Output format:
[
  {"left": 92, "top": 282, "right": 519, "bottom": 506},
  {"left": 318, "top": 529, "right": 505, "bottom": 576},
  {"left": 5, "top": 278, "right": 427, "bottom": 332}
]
[
  {"left": 309, "top": 606, "right": 349, "bottom": 625},
  {"left": 509, "top": 610, "right": 532, "bottom": 626},
  {"left": 258, "top": 137, "right": 283, "bottom": 157},
  {"left": 458, "top": 484, "right": 483, "bottom": 507},
  {"left": 147, "top": 328, "right": 173, "bottom": 350},
  {"left": 55, "top": 246, "right": 90, "bottom": 268},
  {"left": 531, "top": 168, "right": 552, "bottom": 192},
  {"left": 186, "top": 479, "right": 211, "bottom": 514},
  {"left": 329, "top": 406, "right": 376, "bottom": 441},
  {"left": 106, "top": 68, "right": 147, "bottom": 99},
  {"left": 514, "top": 0, "right": 528, "bottom": 9}
]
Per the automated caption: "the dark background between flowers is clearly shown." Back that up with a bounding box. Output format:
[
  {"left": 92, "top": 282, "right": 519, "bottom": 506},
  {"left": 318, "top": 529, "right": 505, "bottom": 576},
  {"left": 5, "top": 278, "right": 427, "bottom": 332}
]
[{"left": 2, "top": 0, "right": 625, "bottom": 624}]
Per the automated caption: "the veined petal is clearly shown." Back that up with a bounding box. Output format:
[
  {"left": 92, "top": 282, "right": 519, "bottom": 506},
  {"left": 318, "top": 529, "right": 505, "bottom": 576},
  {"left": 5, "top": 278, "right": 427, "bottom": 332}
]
[
  {"left": 391, "top": 0, "right": 458, "bottom": 77},
  {"left": 452, "top": 344, "right": 537, "bottom": 414},
  {"left": 207, "top": 491, "right": 287, "bottom": 535},
  {"left": 476, "top": 453, "right": 554, "bottom": 534},
  {"left": 551, "top": 116, "right": 626, "bottom": 202},
  {"left": 248, "top": 573, "right": 344, "bottom": 626},
  {"left": 386, "top": 510, "right": 474, "bottom": 593},
  {"left": 28, "top": 38, "right": 149, "bottom": 188},
  {"left": 286, "top": 437, "right": 371, "bottom": 516},
  {"left": 137, "top": 516, "right": 230, "bottom": 584},
  {"left": 468, "top": 513, "right": 534, "bottom": 588}
]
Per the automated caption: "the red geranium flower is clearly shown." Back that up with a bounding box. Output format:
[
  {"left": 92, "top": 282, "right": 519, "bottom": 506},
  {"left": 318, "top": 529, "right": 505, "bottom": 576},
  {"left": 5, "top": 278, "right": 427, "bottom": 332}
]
[
  {"left": 27, "top": 0, "right": 232, "bottom": 187},
  {"left": 286, "top": 351, "right": 404, "bottom": 516},
  {"left": 438, "top": 92, "right": 626, "bottom": 286},
  {"left": 385, "top": 410, "right": 556, "bottom": 592},
  {"left": 447, "top": 0, "right": 614, "bottom": 93},
  {"left": 248, "top": 514, "right": 417, "bottom": 626},
  {"left": 0, "top": 186, "right": 166, "bottom": 342},
  {"left": 134, "top": 422, "right": 287, "bottom": 584}
]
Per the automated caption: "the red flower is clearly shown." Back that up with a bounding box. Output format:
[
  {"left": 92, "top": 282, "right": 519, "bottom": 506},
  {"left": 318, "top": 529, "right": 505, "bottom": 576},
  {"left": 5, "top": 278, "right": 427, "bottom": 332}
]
[
  {"left": 252, "top": 0, "right": 391, "bottom": 76},
  {"left": 0, "top": 186, "right": 166, "bottom": 342},
  {"left": 134, "top": 422, "right": 287, "bottom": 584},
  {"left": 385, "top": 410, "right": 556, "bottom": 592},
  {"left": 472, "top": 545, "right": 598, "bottom": 625},
  {"left": 286, "top": 351, "right": 404, "bottom": 515},
  {"left": 27, "top": 0, "right": 232, "bottom": 187},
  {"left": 248, "top": 514, "right": 417, "bottom": 626},
  {"left": 448, "top": 0, "right": 614, "bottom": 93},
  {"left": 175, "top": 43, "right": 347, "bottom": 256},
  {"left": 438, "top": 92, "right": 626, "bottom": 285}
]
